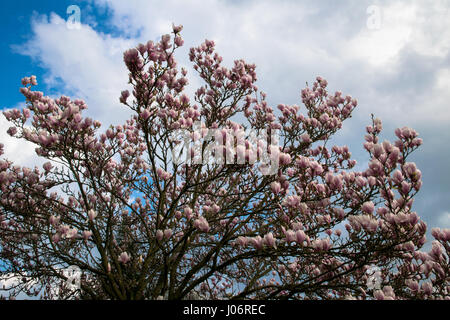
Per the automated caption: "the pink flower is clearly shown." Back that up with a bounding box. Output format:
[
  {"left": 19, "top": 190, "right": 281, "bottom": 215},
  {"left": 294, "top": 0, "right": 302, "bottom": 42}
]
[
  {"left": 400, "top": 181, "right": 411, "bottom": 194},
  {"left": 194, "top": 216, "right": 210, "bottom": 233},
  {"left": 175, "top": 36, "right": 184, "bottom": 47},
  {"left": 43, "top": 162, "right": 53, "bottom": 172},
  {"left": 172, "top": 23, "right": 183, "bottom": 33},
  {"left": 373, "top": 290, "right": 385, "bottom": 300},
  {"left": 421, "top": 282, "right": 433, "bottom": 295},
  {"left": 279, "top": 153, "right": 291, "bottom": 165},
  {"left": 66, "top": 228, "right": 78, "bottom": 239},
  {"left": 368, "top": 159, "right": 383, "bottom": 175},
  {"left": 263, "top": 232, "right": 276, "bottom": 248},
  {"left": 164, "top": 229, "right": 173, "bottom": 239},
  {"left": 156, "top": 168, "right": 172, "bottom": 180},
  {"left": 270, "top": 182, "right": 281, "bottom": 194},
  {"left": 120, "top": 90, "right": 130, "bottom": 104},
  {"left": 161, "top": 34, "right": 171, "bottom": 43},
  {"left": 285, "top": 230, "right": 296, "bottom": 243},
  {"left": 367, "top": 176, "right": 377, "bottom": 187},
  {"left": 250, "top": 236, "right": 263, "bottom": 250},
  {"left": 361, "top": 201, "right": 374, "bottom": 214},
  {"left": 88, "top": 209, "right": 98, "bottom": 221},
  {"left": 406, "top": 279, "right": 419, "bottom": 291},
  {"left": 83, "top": 230, "right": 93, "bottom": 240},
  {"left": 7, "top": 127, "right": 17, "bottom": 136},
  {"left": 392, "top": 170, "right": 404, "bottom": 184},
  {"left": 295, "top": 230, "right": 307, "bottom": 244},
  {"left": 355, "top": 176, "right": 367, "bottom": 188},
  {"left": 236, "top": 236, "right": 249, "bottom": 247},
  {"left": 140, "top": 109, "right": 151, "bottom": 120},
  {"left": 311, "top": 238, "right": 332, "bottom": 251},
  {"left": 119, "top": 252, "right": 130, "bottom": 264},
  {"left": 432, "top": 228, "right": 450, "bottom": 241},
  {"left": 49, "top": 215, "right": 60, "bottom": 226},
  {"left": 52, "top": 233, "right": 61, "bottom": 243},
  {"left": 156, "top": 230, "right": 164, "bottom": 241},
  {"left": 283, "top": 195, "right": 301, "bottom": 208},
  {"left": 184, "top": 207, "right": 193, "bottom": 220},
  {"left": 30, "top": 75, "right": 38, "bottom": 86}
]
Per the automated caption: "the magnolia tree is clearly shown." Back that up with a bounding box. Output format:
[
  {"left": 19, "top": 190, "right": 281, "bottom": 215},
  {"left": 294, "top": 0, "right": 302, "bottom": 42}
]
[{"left": 0, "top": 25, "right": 449, "bottom": 300}]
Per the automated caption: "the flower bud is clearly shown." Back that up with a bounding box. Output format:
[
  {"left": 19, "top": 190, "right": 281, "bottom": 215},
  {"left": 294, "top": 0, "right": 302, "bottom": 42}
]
[
  {"left": 156, "top": 230, "right": 164, "bottom": 241},
  {"left": 88, "top": 209, "right": 98, "bottom": 221},
  {"left": 118, "top": 252, "right": 130, "bottom": 264},
  {"left": 361, "top": 201, "right": 374, "bottom": 214},
  {"left": 270, "top": 181, "right": 281, "bottom": 194}
]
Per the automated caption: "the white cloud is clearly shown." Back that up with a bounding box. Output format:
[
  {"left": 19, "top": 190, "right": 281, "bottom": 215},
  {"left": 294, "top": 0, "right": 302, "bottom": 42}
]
[
  {"left": 347, "top": 2, "right": 417, "bottom": 68},
  {"left": 9, "top": 0, "right": 449, "bottom": 132},
  {"left": 88, "top": 0, "right": 450, "bottom": 124},
  {"left": 0, "top": 113, "right": 46, "bottom": 168},
  {"left": 437, "top": 211, "right": 450, "bottom": 229},
  {"left": 19, "top": 13, "right": 134, "bottom": 127}
]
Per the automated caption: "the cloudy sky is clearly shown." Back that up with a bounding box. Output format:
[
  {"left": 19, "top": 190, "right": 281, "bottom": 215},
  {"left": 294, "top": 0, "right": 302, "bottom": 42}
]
[{"left": 0, "top": 0, "right": 449, "bottom": 240}]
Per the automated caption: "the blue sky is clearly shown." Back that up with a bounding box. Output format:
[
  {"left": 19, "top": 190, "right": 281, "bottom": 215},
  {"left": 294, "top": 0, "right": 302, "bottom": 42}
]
[
  {"left": 0, "top": 0, "right": 123, "bottom": 107},
  {"left": 0, "top": 0, "right": 449, "bottom": 242}
]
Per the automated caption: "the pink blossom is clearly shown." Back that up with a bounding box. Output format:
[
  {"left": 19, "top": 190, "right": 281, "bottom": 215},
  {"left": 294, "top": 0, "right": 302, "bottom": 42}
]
[
  {"left": 120, "top": 90, "right": 130, "bottom": 104},
  {"left": 184, "top": 207, "right": 193, "bottom": 220},
  {"left": 285, "top": 230, "right": 296, "bottom": 243},
  {"left": 236, "top": 236, "right": 249, "bottom": 247},
  {"left": 88, "top": 209, "right": 98, "bottom": 221},
  {"left": 43, "top": 162, "right": 53, "bottom": 172},
  {"left": 164, "top": 229, "right": 173, "bottom": 239},
  {"left": 368, "top": 159, "right": 383, "bottom": 176},
  {"left": 263, "top": 232, "right": 276, "bottom": 248},
  {"left": 175, "top": 36, "right": 184, "bottom": 47},
  {"left": 194, "top": 216, "right": 210, "bottom": 233},
  {"left": 140, "top": 109, "right": 151, "bottom": 120},
  {"left": 392, "top": 170, "right": 404, "bottom": 184},
  {"left": 295, "top": 230, "right": 307, "bottom": 244},
  {"left": 52, "top": 233, "right": 61, "bottom": 243},
  {"left": 7, "top": 127, "right": 17, "bottom": 136},
  {"left": 172, "top": 23, "right": 183, "bottom": 33},
  {"left": 355, "top": 176, "right": 367, "bottom": 188},
  {"left": 156, "top": 230, "right": 164, "bottom": 241},
  {"left": 119, "top": 252, "right": 130, "bottom": 264},
  {"left": 0, "top": 31, "right": 438, "bottom": 300},
  {"left": 279, "top": 153, "right": 291, "bottom": 165},
  {"left": 83, "top": 230, "right": 93, "bottom": 240},
  {"left": 49, "top": 215, "right": 60, "bottom": 226},
  {"left": 301, "top": 133, "right": 311, "bottom": 143},
  {"left": 421, "top": 282, "right": 433, "bottom": 295},
  {"left": 311, "top": 238, "right": 332, "bottom": 251},
  {"left": 156, "top": 168, "right": 172, "bottom": 180},
  {"left": 373, "top": 290, "right": 385, "bottom": 300},
  {"left": 361, "top": 201, "right": 374, "bottom": 214},
  {"left": 66, "top": 228, "right": 78, "bottom": 239},
  {"left": 250, "top": 236, "right": 263, "bottom": 250},
  {"left": 270, "top": 182, "right": 281, "bottom": 194},
  {"left": 283, "top": 195, "right": 301, "bottom": 208},
  {"left": 406, "top": 279, "right": 419, "bottom": 291}
]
